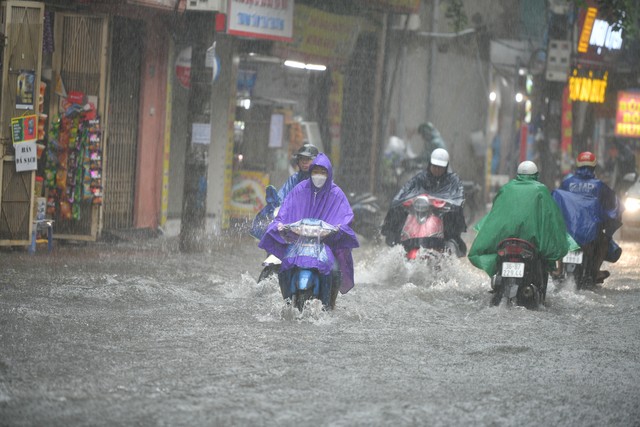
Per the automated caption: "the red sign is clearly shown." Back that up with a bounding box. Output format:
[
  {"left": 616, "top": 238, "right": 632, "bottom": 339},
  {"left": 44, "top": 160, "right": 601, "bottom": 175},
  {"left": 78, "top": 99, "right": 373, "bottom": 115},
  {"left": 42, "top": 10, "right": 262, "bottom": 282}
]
[
  {"left": 615, "top": 91, "right": 640, "bottom": 138},
  {"left": 561, "top": 86, "right": 573, "bottom": 175}
]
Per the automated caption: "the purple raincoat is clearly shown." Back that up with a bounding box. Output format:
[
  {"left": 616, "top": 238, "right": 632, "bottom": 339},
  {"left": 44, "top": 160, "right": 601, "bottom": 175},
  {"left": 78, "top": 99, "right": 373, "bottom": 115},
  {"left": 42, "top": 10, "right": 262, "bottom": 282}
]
[{"left": 258, "top": 153, "right": 360, "bottom": 293}]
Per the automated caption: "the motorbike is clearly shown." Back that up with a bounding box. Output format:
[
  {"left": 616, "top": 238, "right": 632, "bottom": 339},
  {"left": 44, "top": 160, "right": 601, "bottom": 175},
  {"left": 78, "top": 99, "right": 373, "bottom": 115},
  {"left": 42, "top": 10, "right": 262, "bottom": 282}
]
[
  {"left": 490, "top": 238, "right": 548, "bottom": 309},
  {"left": 551, "top": 188, "right": 623, "bottom": 290},
  {"left": 556, "top": 247, "right": 593, "bottom": 290},
  {"left": 347, "top": 191, "right": 382, "bottom": 241},
  {"left": 277, "top": 218, "right": 341, "bottom": 312},
  {"left": 399, "top": 193, "right": 461, "bottom": 260},
  {"left": 397, "top": 159, "right": 482, "bottom": 226}
]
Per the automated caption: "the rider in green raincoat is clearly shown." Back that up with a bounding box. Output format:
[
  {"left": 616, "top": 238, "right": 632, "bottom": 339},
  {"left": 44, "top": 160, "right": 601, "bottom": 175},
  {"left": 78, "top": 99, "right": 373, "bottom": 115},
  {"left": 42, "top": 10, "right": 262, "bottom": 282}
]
[{"left": 469, "top": 161, "right": 578, "bottom": 277}]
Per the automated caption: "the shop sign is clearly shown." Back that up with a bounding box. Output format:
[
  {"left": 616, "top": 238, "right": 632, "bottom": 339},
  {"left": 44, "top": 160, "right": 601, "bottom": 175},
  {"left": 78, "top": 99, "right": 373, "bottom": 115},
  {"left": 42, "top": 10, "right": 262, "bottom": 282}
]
[
  {"left": 355, "top": 0, "right": 420, "bottom": 13},
  {"left": 227, "top": 0, "right": 293, "bottom": 42},
  {"left": 273, "top": 4, "right": 367, "bottom": 68},
  {"left": 615, "top": 91, "right": 640, "bottom": 138},
  {"left": 11, "top": 114, "right": 38, "bottom": 172},
  {"left": 577, "top": 7, "right": 597, "bottom": 53},
  {"left": 568, "top": 68, "right": 608, "bottom": 103},
  {"left": 576, "top": 0, "right": 623, "bottom": 65}
]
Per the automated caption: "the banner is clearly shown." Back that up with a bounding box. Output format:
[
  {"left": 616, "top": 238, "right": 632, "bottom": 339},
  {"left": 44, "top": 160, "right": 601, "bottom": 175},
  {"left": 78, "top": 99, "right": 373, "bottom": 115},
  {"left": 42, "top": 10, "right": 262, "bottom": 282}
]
[{"left": 273, "top": 5, "right": 371, "bottom": 68}]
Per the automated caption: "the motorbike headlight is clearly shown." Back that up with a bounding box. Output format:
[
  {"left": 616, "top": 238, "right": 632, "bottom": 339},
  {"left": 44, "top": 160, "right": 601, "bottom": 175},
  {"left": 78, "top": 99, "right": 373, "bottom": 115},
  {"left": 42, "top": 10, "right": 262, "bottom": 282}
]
[
  {"left": 413, "top": 197, "right": 431, "bottom": 212},
  {"left": 625, "top": 196, "right": 640, "bottom": 213}
]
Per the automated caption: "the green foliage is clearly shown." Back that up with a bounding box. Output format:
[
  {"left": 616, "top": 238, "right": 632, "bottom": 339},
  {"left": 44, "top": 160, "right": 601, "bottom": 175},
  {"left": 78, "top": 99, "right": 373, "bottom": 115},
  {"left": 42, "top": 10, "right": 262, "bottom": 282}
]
[
  {"left": 573, "top": 0, "right": 640, "bottom": 39},
  {"left": 444, "top": 0, "right": 469, "bottom": 33}
]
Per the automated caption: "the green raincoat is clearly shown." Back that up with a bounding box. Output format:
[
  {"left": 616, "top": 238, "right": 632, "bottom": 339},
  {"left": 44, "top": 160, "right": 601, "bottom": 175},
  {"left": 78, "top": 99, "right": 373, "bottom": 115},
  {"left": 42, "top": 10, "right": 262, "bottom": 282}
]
[{"left": 468, "top": 174, "right": 578, "bottom": 277}]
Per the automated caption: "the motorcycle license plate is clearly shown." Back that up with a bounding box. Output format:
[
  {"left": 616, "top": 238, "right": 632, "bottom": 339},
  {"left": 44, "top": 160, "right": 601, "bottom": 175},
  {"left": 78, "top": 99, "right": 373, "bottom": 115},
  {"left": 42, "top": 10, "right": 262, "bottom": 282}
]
[
  {"left": 502, "top": 262, "right": 525, "bottom": 278},
  {"left": 563, "top": 250, "right": 583, "bottom": 264}
]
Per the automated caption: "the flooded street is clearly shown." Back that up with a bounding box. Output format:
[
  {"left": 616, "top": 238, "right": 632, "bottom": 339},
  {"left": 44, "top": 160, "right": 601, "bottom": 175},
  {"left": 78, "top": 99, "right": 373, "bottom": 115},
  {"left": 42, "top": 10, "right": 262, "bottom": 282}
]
[{"left": 1, "top": 234, "right": 639, "bottom": 426}]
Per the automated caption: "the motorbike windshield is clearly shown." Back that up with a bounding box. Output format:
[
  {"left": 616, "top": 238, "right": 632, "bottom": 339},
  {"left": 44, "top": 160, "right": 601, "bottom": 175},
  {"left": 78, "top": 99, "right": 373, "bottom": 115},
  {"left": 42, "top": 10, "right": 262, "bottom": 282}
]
[
  {"left": 392, "top": 175, "right": 464, "bottom": 208},
  {"left": 280, "top": 218, "right": 338, "bottom": 276}
]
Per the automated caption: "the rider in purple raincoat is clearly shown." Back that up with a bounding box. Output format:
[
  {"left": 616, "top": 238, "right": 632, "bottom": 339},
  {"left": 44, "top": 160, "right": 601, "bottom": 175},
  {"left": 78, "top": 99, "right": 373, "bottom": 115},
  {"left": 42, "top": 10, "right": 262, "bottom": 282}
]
[{"left": 258, "top": 153, "right": 359, "bottom": 297}]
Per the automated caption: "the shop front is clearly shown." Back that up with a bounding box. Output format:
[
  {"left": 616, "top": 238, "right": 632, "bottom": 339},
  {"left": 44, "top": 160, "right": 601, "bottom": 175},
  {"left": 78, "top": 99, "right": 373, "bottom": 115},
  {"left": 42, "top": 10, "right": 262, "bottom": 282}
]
[
  {"left": 218, "top": 3, "right": 381, "bottom": 230},
  {"left": 1, "top": 0, "right": 175, "bottom": 247}
]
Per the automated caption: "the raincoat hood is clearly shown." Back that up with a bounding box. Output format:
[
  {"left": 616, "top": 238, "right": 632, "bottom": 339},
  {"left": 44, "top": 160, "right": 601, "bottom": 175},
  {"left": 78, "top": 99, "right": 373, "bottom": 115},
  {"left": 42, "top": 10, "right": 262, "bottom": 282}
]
[
  {"left": 468, "top": 175, "right": 576, "bottom": 277},
  {"left": 309, "top": 153, "right": 333, "bottom": 192}
]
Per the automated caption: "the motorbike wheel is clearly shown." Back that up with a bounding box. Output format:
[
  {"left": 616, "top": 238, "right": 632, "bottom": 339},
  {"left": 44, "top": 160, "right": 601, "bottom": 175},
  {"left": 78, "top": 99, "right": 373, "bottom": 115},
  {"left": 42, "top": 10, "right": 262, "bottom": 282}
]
[
  {"left": 293, "top": 289, "right": 314, "bottom": 312},
  {"left": 517, "top": 284, "right": 540, "bottom": 310}
]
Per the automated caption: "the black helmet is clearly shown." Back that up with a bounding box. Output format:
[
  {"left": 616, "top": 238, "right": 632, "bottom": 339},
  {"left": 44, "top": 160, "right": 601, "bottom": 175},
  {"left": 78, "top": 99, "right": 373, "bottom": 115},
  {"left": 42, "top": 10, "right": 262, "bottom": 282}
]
[{"left": 296, "top": 143, "right": 319, "bottom": 159}]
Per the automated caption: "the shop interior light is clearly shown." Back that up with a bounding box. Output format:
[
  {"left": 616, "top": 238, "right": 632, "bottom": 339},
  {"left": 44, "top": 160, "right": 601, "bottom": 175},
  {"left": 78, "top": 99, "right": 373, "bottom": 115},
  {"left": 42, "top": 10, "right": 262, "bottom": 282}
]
[
  {"left": 515, "top": 92, "right": 524, "bottom": 103},
  {"left": 284, "top": 60, "right": 327, "bottom": 71},
  {"left": 284, "top": 60, "right": 306, "bottom": 69},
  {"left": 305, "top": 63, "right": 327, "bottom": 71}
]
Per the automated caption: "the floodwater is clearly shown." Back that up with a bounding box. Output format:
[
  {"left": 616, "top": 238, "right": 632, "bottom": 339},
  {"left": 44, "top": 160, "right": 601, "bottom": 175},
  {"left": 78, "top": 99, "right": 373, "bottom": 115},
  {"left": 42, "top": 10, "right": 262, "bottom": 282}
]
[{"left": 1, "top": 232, "right": 639, "bottom": 426}]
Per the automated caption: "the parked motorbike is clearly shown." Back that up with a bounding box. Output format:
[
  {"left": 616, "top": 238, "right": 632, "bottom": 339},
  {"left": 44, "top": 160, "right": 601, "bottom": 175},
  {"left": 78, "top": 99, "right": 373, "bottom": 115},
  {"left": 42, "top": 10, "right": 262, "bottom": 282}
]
[
  {"left": 277, "top": 218, "right": 340, "bottom": 311},
  {"left": 399, "top": 193, "right": 460, "bottom": 260},
  {"left": 347, "top": 191, "right": 382, "bottom": 241},
  {"left": 490, "top": 238, "right": 547, "bottom": 309}
]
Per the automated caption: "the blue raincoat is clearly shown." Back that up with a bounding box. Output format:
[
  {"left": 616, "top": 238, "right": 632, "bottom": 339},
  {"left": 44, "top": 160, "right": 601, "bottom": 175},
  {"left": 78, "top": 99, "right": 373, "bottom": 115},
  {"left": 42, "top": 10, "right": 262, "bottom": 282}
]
[
  {"left": 552, "top": 167, "right": 623, "bottom": 260},
  {"left": 258, "top": 153, "right": 360, "bottom": 293},
  {"left": 277, "top": 170, "right": 310, "bottom": 205}
]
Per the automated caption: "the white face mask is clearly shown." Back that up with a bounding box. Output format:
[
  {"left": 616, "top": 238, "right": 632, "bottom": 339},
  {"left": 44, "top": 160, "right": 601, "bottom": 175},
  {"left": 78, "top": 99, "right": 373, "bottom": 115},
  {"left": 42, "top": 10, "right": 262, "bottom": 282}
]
[{"left": 311, "top": 174, "right": 327, "bottom": 188}]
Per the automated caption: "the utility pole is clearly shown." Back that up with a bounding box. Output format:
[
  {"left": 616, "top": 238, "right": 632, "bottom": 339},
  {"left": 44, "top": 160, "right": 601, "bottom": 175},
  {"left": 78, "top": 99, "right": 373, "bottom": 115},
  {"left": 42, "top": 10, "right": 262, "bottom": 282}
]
[
  {"left": 426, "top": 0, "right": 439, "bottom": 122},
  {"left": 179, "top": 11, "right": 216, "bottom": 252}
]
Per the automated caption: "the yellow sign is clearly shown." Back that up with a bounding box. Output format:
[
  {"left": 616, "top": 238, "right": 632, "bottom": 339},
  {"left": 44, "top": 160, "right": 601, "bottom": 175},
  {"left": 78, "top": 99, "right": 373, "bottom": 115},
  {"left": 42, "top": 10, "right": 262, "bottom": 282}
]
[
  {"left": 273, "top": 5, "right": 371, "bottom": 67},
  {"left": 578, "top": 7, "right": 598, "bottom": 53},
  {"left": 568, "top": 69, "right": 608, "bottom": 103}
]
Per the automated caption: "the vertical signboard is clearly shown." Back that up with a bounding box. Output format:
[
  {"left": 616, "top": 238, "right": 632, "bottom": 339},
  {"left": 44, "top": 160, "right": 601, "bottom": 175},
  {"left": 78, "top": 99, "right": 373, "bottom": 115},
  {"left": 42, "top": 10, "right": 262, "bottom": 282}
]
[
  {"left": 615, "top": 91, "right": 640, "bottom": 138},
  {"left": 560, "top": 86, "right": 573, "bottom": 175}
]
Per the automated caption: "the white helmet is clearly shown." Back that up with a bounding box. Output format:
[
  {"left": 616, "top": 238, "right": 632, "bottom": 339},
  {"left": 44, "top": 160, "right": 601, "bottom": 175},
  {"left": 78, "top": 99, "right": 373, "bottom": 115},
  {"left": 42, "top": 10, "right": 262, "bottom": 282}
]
[
  {"left": 517, "top": 160, "right": 538, "bottom": 175},
  {"left": 430, "top": 148, "right": 449, "bottom": 167}
]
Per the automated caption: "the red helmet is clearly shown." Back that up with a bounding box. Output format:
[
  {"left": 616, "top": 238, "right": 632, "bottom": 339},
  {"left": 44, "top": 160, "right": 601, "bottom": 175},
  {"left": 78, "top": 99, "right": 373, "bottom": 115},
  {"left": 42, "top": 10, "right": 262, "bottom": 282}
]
[{"left": 576, "top": 151, "right": 596, "bottom": 167}]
